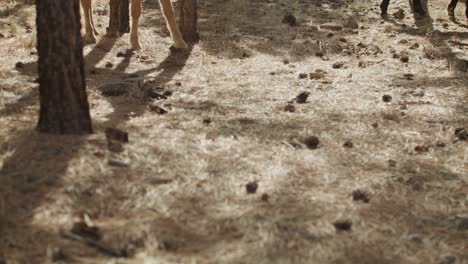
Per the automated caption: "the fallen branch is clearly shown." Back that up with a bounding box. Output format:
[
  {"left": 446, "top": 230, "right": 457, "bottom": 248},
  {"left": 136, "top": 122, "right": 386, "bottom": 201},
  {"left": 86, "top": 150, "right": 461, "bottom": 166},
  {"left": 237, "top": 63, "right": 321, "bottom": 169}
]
[{"left": 60, "top": 229, "right": 125, "bottom": 258}]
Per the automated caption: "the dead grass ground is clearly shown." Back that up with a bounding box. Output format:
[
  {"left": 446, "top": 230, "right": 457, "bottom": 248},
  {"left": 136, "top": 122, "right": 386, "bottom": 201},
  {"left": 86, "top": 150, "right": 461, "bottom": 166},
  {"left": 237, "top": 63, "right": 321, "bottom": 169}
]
[{"left": 0, "top": 0, "right": 467, "bottom": 263}]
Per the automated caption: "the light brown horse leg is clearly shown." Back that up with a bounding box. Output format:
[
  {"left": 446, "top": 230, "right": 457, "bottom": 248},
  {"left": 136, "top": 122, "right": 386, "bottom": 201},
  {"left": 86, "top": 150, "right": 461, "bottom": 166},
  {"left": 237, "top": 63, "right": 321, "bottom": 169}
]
[
  {"left": 80, "top": 0, "right": 98, "bottom": 44},
  {"left": 130, "top": 0, "right": 142, "bottom": 49},
  {"left": 159, "top": 0, "right": 188, "bottom": 49}
]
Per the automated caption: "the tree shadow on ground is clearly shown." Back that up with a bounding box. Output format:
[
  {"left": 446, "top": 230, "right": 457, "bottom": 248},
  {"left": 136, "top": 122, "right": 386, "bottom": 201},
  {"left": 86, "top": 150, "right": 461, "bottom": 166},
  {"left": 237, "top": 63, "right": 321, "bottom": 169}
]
[
  {"left": 384, "top": 11, "right": 468, "bottom": 125},
  {"left": 97, "top": 49, "right": 191, "bottom": 127},
  {"left": 59, "top": 139, "right": 467, "bottom": 263},
  {"left": 0, "top": 130, "right": 89, "bottom": 262},
  {"left": 1, "top": 24, "right": 192, "bottom": 262},
  {"left": 195, "top": 0, "right": 360, "bottom": 60}
]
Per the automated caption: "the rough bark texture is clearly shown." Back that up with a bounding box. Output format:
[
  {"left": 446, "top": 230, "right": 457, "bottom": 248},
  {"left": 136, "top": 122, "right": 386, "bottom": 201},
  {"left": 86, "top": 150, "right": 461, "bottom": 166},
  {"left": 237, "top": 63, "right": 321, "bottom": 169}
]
[
  {"left": 107, "top": 0, "right": 130, "bottom": 37},
  {"left": 179, "top": 0, "right": 199, "bottom": 43},
  {"left": 36, "top": 0, "right": 93, "bottom": 134}
]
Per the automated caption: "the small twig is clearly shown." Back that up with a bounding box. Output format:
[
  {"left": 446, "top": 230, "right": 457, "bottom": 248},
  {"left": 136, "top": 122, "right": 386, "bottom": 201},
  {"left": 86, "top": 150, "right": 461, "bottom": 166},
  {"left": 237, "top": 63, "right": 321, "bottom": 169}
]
[{"left": 60, "top": 230, "right": 125, "bottom": 258}]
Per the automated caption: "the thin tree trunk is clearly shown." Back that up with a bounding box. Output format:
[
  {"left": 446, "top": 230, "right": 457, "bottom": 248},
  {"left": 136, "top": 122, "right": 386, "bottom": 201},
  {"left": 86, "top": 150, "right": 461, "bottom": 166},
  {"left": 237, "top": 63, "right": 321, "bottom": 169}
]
[
  {"left": 36, "top": 0, "right": 93, "bottom": 134},
  {"left": 107, "top": 0, "right": 130, "bottom": 37},
  {"left": 179, "top": 0, "right": 199, "bottom": 43}
]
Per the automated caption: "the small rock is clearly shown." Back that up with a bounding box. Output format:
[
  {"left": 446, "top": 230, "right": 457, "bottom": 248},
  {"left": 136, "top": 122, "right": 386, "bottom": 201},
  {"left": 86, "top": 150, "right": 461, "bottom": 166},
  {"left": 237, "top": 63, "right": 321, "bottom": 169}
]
[
  {"left": 107, "top": 140, "right": 124, "bottom": 153},
  {"left": 246, "top": 181, "right": 258, "bottom": 194},
  {"left": 47, "top": 246, "right": 66, "bottom": 262},
  {"left": 399, "top": 39, "right": 409, "bottom": 45},
  {"left": 345, "top": 17, "right": 359, "bottom": 29},
  {"left": 439, "top": 256, "right": 456, "bottom": 264},
  {"left": 295, "top": 91, "right": 310, "bottom": 104},
  {"left": 108, "top": 159, "right": 129, "bottom": 167},
  {"left": 261, "top": 193, "right": 269, "bottom": 202},
  {"left": 393, "top": 9, "right": 405, "bottom": 20},
  {"left": 147, "top": 90, "right": 168, "bottom": 100},
  {"left": 388, "top": 159, "right": 397, "bottom": 167},
  {"left": 149, "top": 104, "right": 168, "bottom": 115},
  {"left": 400, "top": 55, "right": 409, "bottom": 63},
  {"left": 332, "top": 62, "right": 344, "bottom": 69},
  {"left": 282, "top": 14, "right": 297, "bottom": 26},
  {"left": 372, "top": 122, "right": 379, "bottom": 128},
  {"left": 309, "top": 72, "right": 326, "bottom": 80},
  {"left": 15, "top": 62, "right": 24, "bottom": 69},
  {"left": 284, "top": 104, "right": 296, "bottom": 113},
  {"left": 105, "top": 127, "right": 129, "bottom": 143},
  {"left": 105, "top": 62, "right": 113, "bottom": 68},
  {"left": 402, "top": 90, "right": 425, "bottom": 97},
  {"left": 175, "top": 81, "right": 182, "bottom": 87},
  {"left": 117, "top": 51, "right": 126, "bottom": 57},
  {"left": 159, "top": 240, "right": 178, "bottom": 251},
  {"left": 455, "top": 128, "right": 468, "bottom": 141},
  {"left": 206, "top": 130, "right": 220, "bottom": 140},
  {"left": 202, "top": 118, "right": 212, "bottom": 125},
  {"left": 403, "top": 73, "right": 414, "bottom": 80},
  {"left": 449, "top": 214, "right": 468, "bottom": 230},
  {"left": 436, "top": 141, "right": 446, "bottom": 148},
  {"left": 93, "top": 150, "right": 106, "bottom": 158},
  {"left": 315, "top": 51, "right": 325, "bottom": 57},
  {"left": 302, "top": 136, "right": 320, "bottom": 150},
  {"left": 282, "top": 59, "right": 290, "bottom": 64},
  {"left": 333, "top": 220, "right": 352, "bottom": 231},
  {"left": 382, "top": 94, "right": 392, "bottom": 102},
  {"left": 298, "top": 73, "right": 308, "bottom": 79},
  {"left": 352, "top": 189, "right": 370, "bottom": 203},
  {"left": 70, "top": 221, "right": 102, "bottom": 241},
  {"left": 307, "top": 25, "right": 319, "bottom": 32},
  {"left": 409, "top": 43, "right": 420, "bottom": 49},
  {"left": 99, "top": 82, "right": 130, "bottom": 96},
  {"left": 343, "top": 141, "right": 354, "bottom": 148},
  {"left": 321, "top": 23, "right": 343, "bottom": 31},
  {"left": 414, "top": 145, "right": 429, "bottom": 153},
  {"left": 123, "top": 73, "right": 139, "bottom": 79}
]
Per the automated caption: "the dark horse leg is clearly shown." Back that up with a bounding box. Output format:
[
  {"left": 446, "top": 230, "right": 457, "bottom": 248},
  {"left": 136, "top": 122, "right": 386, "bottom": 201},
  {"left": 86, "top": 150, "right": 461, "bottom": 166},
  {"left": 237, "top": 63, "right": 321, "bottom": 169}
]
[
  {"left": 448, "top": 0, "right": 468, "bottom": 19},
  {"left": 448, "top": 0, "right": 458, "bottom": 17},
  {"left": 412, "top": 0, "right": 426, "bottom": 15},
  {"left": 380, "top": 0, "right": 390, "bottom": 16},
  {"left": 380, "top": 0, "right": 426, "bottom": 16}
]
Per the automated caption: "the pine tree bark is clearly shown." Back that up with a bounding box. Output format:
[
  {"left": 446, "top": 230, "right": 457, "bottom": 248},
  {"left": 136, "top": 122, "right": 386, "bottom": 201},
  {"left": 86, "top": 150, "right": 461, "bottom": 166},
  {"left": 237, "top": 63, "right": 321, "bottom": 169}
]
[
  {"left": 107, "top": 0, "right": 130, "bottom": 37},
  {"left": 36, "top": 0, "right": 93, "bottom": 134},
  {"left": 179, "top": 0, "right": 199, "bottom": 43}
]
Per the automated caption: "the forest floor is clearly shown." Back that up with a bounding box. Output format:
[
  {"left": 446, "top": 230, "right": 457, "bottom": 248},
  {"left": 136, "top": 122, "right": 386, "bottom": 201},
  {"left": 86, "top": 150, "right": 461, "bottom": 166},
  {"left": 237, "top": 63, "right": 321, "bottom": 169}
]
[{"left": 0, "top": 0, "right": 467, "bottom": 263}]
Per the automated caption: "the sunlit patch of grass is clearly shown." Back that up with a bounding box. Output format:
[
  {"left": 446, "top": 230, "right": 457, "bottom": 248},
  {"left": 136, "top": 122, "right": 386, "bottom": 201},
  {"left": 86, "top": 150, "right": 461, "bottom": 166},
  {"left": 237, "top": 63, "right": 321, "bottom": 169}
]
[{"left": 348, "top": 0, "right": 374, "bottom": 11}]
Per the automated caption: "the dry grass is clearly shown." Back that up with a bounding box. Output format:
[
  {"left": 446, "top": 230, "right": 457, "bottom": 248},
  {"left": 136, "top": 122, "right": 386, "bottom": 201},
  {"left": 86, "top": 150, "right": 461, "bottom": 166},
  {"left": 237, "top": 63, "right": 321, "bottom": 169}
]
[{"left": 0, "top": 0, "right": 467, "bottom": 263}]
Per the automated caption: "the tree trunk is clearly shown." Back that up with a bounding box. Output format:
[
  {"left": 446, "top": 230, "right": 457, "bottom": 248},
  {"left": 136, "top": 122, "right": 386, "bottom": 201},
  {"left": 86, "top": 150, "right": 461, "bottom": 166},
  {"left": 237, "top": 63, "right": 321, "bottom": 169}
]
[
  {"left": 179, "top": 0, "right": 199, "bottom": 43},
  {"left": 107, "top": 0, "right": 130, "bottom": 37},
  {"left": 36, "top": 0, "right": 93, "bottom": 134}
]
